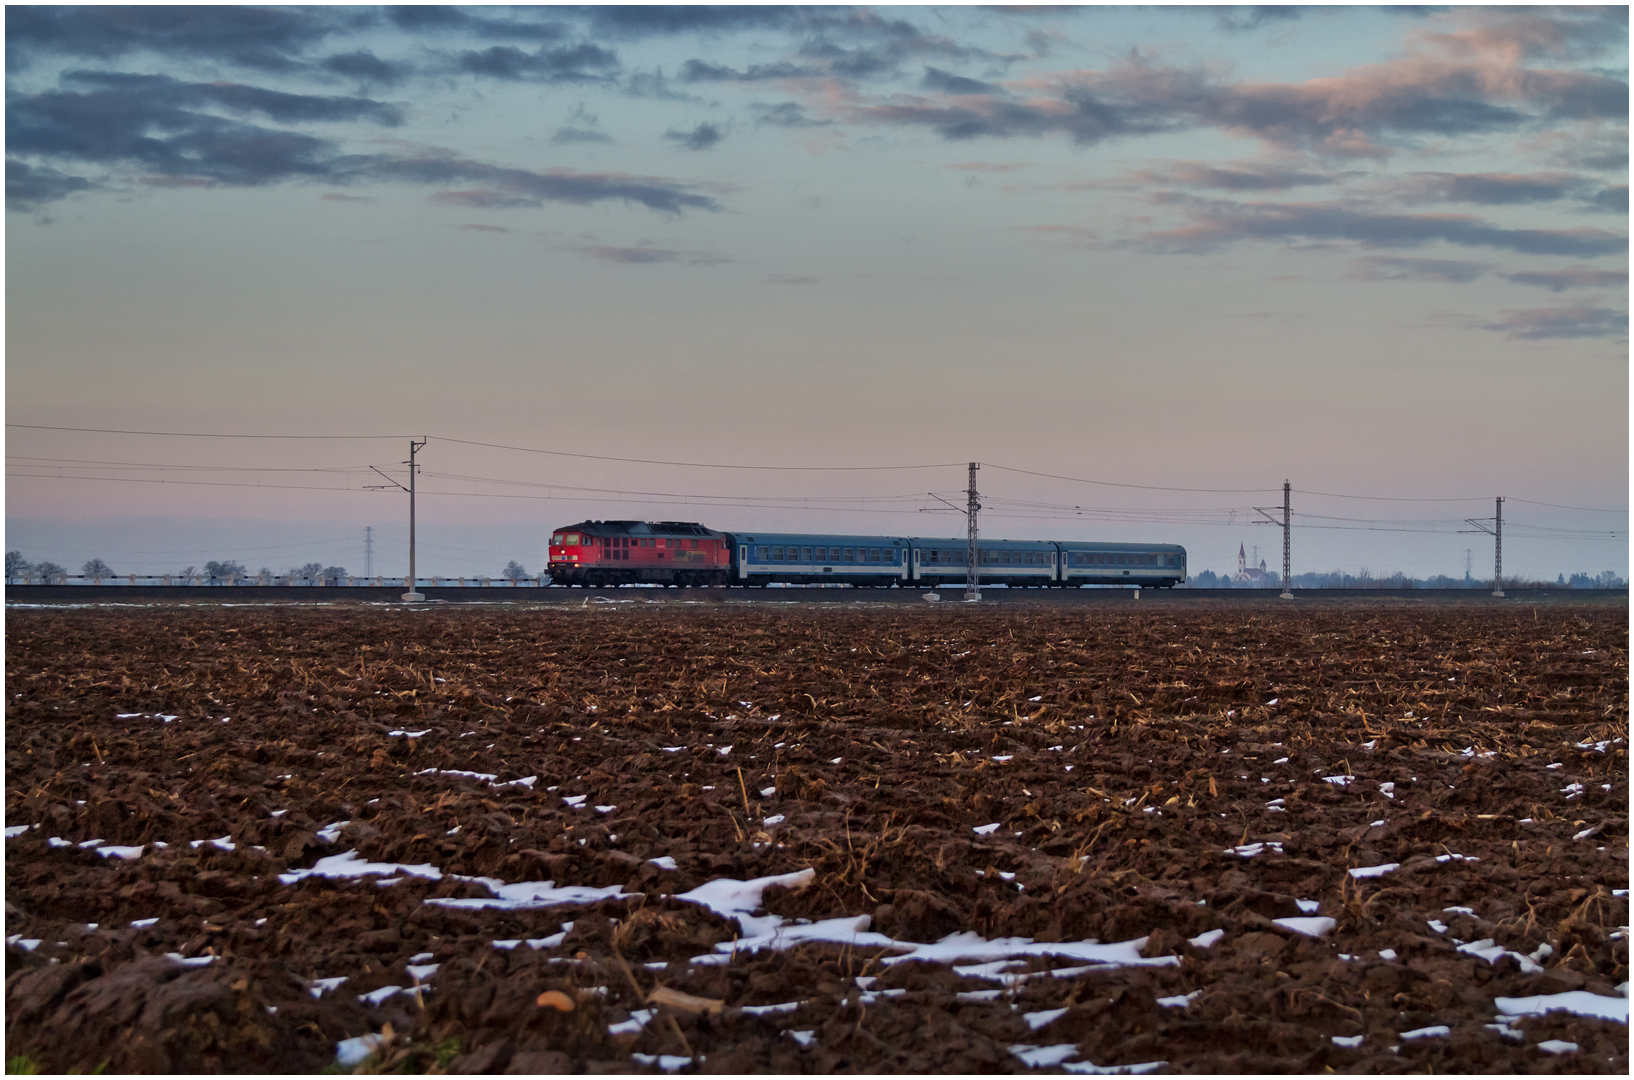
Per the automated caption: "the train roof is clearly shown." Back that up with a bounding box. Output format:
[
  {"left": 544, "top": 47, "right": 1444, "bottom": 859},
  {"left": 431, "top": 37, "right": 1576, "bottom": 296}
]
[
  {"left": 1054, "top": 540, "right": 1186, "bottom": 553},
  {"left": 910, "top": 536, "right": 1059, "bottom": 548},
  {"left": 723, "top": 531, "right": 907, "bottom": 545},
  {"left": 553, "top": 520, "right": 721, "bottom": 538}
]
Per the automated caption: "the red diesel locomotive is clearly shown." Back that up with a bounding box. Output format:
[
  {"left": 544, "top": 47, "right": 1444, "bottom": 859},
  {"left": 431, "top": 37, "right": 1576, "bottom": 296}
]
[{"left": 547, "top": 520, "right": 730, "bottom": 587}]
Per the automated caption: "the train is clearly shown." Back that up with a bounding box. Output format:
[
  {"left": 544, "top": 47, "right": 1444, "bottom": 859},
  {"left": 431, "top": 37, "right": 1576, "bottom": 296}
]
[{"left": 547, "top": 520, "right": 1186, "bottom": 588}]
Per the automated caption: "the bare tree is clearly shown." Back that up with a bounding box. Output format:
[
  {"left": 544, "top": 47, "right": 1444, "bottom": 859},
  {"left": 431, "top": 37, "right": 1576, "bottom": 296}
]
[
  {"left": 82, "top": 558, "right": 114, "bottom": 582},
  {"left": 6, "top": 551, "right": 30, "bottom": 581},
  {"left": 502, "top": 560, "right": 529, "bottom": 581},
  {"left": 35, "top": 561, "right": 67, "bottom": 583},
  {"left": 204, "top": 560, "right": 246, "bottom": 582}
]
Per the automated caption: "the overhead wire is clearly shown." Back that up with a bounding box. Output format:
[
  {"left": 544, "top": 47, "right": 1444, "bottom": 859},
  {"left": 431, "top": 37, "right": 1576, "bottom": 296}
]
[
  {"left": 7, "top": 437, "right": 1625, "bottom": 541},
  {"left": 7, "top": 424, "right": 414, "bottom": 440}
]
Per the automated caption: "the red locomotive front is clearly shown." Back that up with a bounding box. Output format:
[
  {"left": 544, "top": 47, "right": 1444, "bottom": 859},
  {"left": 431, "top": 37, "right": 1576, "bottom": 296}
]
[{"left": 547, "top": 520, "right": 729, "bottom": 588}]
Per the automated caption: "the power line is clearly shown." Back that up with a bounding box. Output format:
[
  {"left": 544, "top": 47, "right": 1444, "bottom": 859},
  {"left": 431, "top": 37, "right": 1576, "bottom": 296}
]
[
  {"left": 10, "top": 430, "right": 1624, "bottom": 509},
  {"left": 984, "top": 462, "right": 1277, "bottom": 494},
  {"left": 7, "top": 424, "right": 413, "bottom": 440},
  {"left": 9, "top": 424, "right": 969, "bottom": 472},
  {"left": 1507, "top": 497, "right": 1629, "bottom": 514},
  {"left": 434, "top": 436, "right": 963, "bottom": 472},
  {"left": 12, "top": 470, "right": 1628, "bottom": 537},
  {"left": 8, "top": 455, "right": 377, "bottom": 474},
  {"left": 1292, "top": 487, "right": 1493, "bottom": 503}
]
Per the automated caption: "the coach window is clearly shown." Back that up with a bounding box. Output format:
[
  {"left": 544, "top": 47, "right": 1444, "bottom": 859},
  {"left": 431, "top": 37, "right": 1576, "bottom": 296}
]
[
  {"left": 839, "top": 548, "right": 850, "bottom": 561},
  {"left": 797, "top": 547, "right": 808, "bottom": 561},
  {"left": 810, "top": 546, "right": 821, "bottom": 562},
  {"left": 773, "top": 546, "right": 784, "bottom": 560}
]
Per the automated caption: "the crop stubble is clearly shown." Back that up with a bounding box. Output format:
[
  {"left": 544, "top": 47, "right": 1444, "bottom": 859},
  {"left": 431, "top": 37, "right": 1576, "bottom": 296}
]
[{"left": 4, "top": 602, "right": 1627, "bottom": 1073}]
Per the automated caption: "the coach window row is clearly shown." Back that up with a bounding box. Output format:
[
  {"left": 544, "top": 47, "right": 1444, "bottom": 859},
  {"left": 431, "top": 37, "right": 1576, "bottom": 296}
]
[
  {"left": 757, "top": 547, "right": 896, "bottom": 563},
  {"left": 1066, "top": 553, "right": 1176, "bottom": 567},
  {"left": 978, "top": 550, "right": 1054, "bottom": 566}
]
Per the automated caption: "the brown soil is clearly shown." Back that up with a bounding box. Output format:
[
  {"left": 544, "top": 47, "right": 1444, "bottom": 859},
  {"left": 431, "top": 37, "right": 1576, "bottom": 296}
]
[{"left": 5, "top": 602, "right": 1627, "bottom": 1073}]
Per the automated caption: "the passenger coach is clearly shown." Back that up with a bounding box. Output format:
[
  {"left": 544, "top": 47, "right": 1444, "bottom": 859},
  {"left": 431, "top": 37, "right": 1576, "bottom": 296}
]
[
  {"left": 725, "top": 532, "right": 907, "bottom": 587},
  {"left": 1057, "top": 542, "right": 1186, "bottom": 587},
  {"left": 909, "top": 537, "right": 1057, "bottom": 587}
]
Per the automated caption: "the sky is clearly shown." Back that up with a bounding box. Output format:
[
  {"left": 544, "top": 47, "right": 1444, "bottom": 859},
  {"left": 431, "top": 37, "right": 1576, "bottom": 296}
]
[{"left": 5, "top": 4, "right": 1628, "bottom": 582}]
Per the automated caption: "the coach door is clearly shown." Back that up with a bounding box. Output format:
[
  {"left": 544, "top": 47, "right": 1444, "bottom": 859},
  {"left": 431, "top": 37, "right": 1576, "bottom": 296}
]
[{"left": 739, "top": 545, "right": 748, "bottom": 579}]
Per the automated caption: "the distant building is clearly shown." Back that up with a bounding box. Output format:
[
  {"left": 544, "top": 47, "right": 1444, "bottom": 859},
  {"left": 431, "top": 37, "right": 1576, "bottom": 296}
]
[{"left": 1235, "top": 543, "right": 1272, "bottom": 585}]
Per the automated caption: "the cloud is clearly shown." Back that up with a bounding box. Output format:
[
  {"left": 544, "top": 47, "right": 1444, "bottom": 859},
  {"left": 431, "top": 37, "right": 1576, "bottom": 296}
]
[
  {"left": 922, "top": 67, "right": 1003, "bottom": 95},
  {"left": 1480, "top": 305, "right": 1627, "bottom": 340},
  {"left": 394, "top": 162, "right": 722, "bottom": 214},
  {"left": 454, "top": 43, "right": 619, "bottom": 83},
  {"left": 765, "top": 273, "right": 817, "bottom": 284},
  {"left": 5, "top": 158, "right": 93, "bottom": 210},
  {"left": 623, "top": 70, "right": 705, "bottom": 102},
  {"left": 1395, "top": 170, "right": 1600, "bottom": 206},
  {"left": 1347, "top": 255, "right": 1488, "bottom": 283},
  {"left": 138, "top": 175, "right": 213, "bottom": 188},
  {"left": 572, "top": 244, "right": 732, "bottom": 266},
  {"left": 583, "top": 6, "right": 819, "bottom": 39},
  {"left": 824, "top": 14, "right": 1626, "bottom": 157},
  {"left": 679, "top": 59, "right": 819, "bottom": 83},
  {"left": 1409, "top": 6, "right": 1628, "bottom": 65},
  {"left": 1140, "top": 196, "right": 1628, "bottom": 257},
  {"left": 664, "top": 123, "right": 724, "bottom": 151},
  {"left": 319, "top": 192, "right": 373, "bottom": 202},
  {"left": 5, "top": 71, "right": 722, "bottom": 215},
  {"left": 676, "top": 10, "right": 995, "bottom": 86},
  {"left": 947, "top": 162, "right": 1031, "bottom": 173},
  {"left": 1592, "top": 185, "right": 1629, "bottom": 215},
  {"left": 752, "top": 102, "right": 832, "bottom": 128},
  {"left": 1505, "top": 266, "right": 1629, "bottom": 293},
  {"left": 7, "top": 79, "right": 344, "bottom": 190},
  {"left": 385, "top": 7, "right": 566, "bottom": 41},
  {"left": 1122, "top": 160, "right": 1336, "bottom": 191},
  {"left": 385, "top": 7, "right": 567, "bottom": 43},
  {"left": 56, "top": 69, "right": 405, "bottom": 125},
  {"left": 458, "top": 223, "right": 510, "bottom": 233},
  {"left": 550, "top": 127, "right": 613, "bottom": 145},
  {"left": 1213, "top": 7, "right": 1306, "bottom": 34},
  {"left": 319, "top": 50, "right": 412, "bottom": 86},
  {"left": 5, "top": 5, "right": 360, "bottom": 72}
]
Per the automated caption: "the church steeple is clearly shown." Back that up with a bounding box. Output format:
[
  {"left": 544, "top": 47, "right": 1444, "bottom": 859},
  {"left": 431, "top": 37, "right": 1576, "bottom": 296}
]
[{"left": 1238, "top": 543, "right": 1246, "bottom": 575}]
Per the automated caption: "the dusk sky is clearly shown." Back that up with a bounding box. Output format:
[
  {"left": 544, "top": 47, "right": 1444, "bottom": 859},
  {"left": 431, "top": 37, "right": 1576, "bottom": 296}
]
[{"left": 5, "top": 4, "right": 1628, "bottom": 582}]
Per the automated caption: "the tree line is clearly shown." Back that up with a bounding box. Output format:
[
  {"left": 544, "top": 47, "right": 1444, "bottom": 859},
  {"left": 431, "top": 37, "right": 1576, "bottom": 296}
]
[
  {"left": 1184, "top": 568, "right": 1627, "bottom": 589},
  {"left": 5, "top": 552, "right": 536, "bottom": 584}
]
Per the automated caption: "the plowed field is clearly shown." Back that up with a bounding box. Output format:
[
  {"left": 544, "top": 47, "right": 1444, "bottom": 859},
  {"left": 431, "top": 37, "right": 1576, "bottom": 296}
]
[{"left": 5, "top": 602, "right": 1627, "bottom": 1074}]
